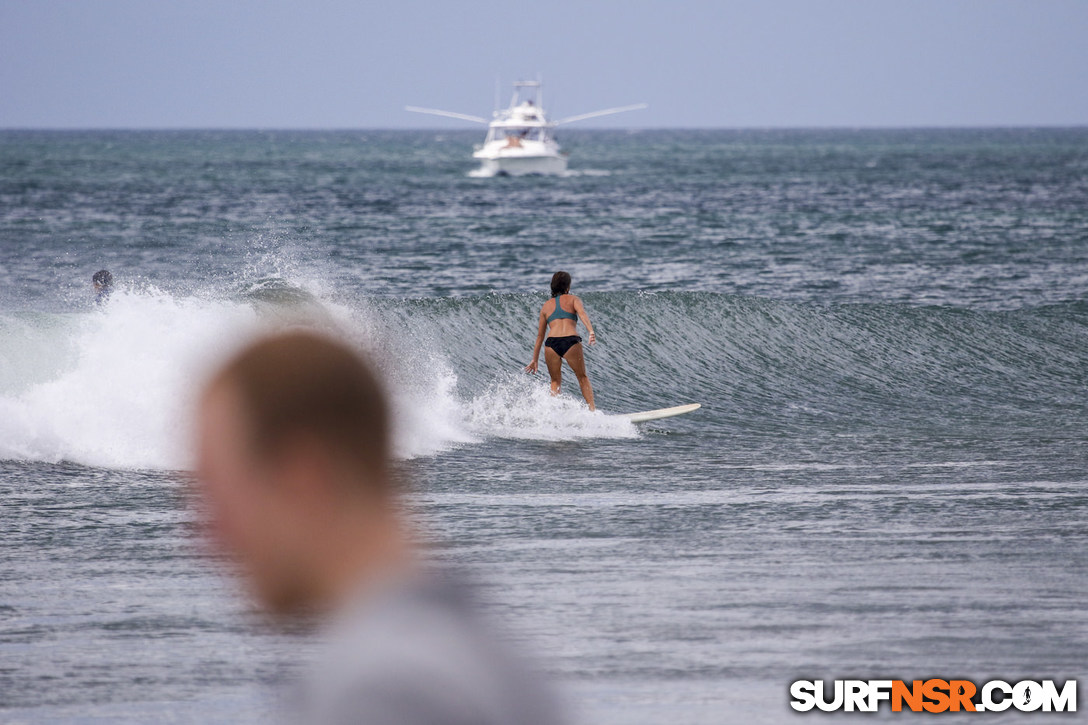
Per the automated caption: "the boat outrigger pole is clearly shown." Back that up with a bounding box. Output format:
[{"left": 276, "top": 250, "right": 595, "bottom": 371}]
[
  {"left": 403, "top": 107, "right": 489, "bottom": 124},
  {"left": 555, "top": 103, "right": 649, "bottom": 125}
]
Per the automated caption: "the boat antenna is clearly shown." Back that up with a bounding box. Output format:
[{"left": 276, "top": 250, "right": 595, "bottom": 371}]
[{"left": 493, "top": 75, "right": 500, "bottom": 116}]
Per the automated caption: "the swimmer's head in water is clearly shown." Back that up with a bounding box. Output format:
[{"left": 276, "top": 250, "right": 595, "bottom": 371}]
[
  {"left": 550, "top": 271, "right": 571, "bottom": 297},
  {"left": 92, "top": 269, "right": 113, "bottom": 289}
]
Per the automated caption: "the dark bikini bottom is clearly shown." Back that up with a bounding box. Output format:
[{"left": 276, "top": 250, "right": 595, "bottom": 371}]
[{"left": 544, "top": 335, "right": 582, "bottom": 358}]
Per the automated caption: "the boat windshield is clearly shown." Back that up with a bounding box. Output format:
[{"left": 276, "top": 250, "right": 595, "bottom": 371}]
[{"left": 503, "top": 127, "right": 544, "bottom": 142}]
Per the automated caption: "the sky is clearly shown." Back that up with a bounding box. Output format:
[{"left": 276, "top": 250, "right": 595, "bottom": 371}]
[{"left": 2, "top": 0, "right": 1086, "bottom": 129}]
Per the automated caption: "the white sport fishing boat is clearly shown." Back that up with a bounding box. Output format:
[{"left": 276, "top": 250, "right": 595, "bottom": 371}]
[{"left": 407, "top": 81, "right": 646, "bottom": 176}]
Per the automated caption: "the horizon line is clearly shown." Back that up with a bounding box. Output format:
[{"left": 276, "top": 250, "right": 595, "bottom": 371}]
[{"left": 3, "top": 123, "right": 1087, "bottom": 132}]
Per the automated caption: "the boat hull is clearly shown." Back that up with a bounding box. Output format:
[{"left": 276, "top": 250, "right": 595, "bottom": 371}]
[{"left": 473, "top": 153, "right": 568, "bottom": 177}]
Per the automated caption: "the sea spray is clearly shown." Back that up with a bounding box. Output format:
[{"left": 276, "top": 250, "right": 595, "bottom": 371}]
[
  {"left": 0, "top": 288, "right": 258, "bottom": 469},
  {"left": 464, "top": 372, "right": 636, "bottom": 441}
]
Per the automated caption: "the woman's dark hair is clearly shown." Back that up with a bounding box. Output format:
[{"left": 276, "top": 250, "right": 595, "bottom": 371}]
[
  {"left": 92, "top": 269, "right": 113, "bottom": 287},
  {"left": 550, "top": 271, "right": 571, "bottom": 297}
]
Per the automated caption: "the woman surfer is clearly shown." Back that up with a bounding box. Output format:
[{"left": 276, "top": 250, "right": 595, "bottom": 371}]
[{"left": 525, "top": 271, "right": 597, "bottom": 411}]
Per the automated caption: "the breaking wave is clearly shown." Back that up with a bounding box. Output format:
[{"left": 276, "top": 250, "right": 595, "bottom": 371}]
[{"left": 2, "top": 282, "right": 1085, "bottom": 470}]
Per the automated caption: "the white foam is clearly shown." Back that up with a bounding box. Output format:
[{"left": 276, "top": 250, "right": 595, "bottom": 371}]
[
  {"left": 0, "top": 288, "right": 259, "bottom": 470},
  {"left": 464, "top": 374, "right": 637, "bottom": 441},
  {"left": 561, "top": 169, "right": 612, "bottom": 177},
  {"left": 386, "top": 357, "right": 478, "bottom": 459},
  {"left": 0, "top": 287, "right": 635, "bottom": 470}
]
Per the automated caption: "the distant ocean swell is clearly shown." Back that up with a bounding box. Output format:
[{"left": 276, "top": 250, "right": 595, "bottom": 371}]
[{"left": 1, "top": 284, "right": 1085, "bottom": 470}]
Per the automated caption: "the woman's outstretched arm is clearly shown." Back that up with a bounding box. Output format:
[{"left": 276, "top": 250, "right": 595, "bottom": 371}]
[
  {"left": 525, "top": 308, "right": 548, "bottom": 372},
  {"left": 574, "top": 297, "right": 596, "bottom": 345}
]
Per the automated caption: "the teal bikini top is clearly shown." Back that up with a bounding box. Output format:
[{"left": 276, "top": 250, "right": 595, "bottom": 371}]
[{"left": 547, "top": 294, "right": 578, "bottom": 323}]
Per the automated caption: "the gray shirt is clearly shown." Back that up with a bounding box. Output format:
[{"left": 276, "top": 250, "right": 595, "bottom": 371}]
[{"left": 295, "top": 571, "right": 564, "bottom": 725}]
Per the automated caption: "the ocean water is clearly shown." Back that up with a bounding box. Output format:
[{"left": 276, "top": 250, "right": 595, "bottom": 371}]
[{"left": 1, "top": 129, "right": 1087, "bottom": 723}]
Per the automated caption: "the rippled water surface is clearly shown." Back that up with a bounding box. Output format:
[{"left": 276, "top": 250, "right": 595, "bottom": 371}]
[{"left": 1, "top": 129, "right": 1086, "bottom": 722}]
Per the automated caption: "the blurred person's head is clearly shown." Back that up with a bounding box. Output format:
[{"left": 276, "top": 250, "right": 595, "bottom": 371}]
[{"left": 195, "top": 331, "right": 409, "bottom": 616}]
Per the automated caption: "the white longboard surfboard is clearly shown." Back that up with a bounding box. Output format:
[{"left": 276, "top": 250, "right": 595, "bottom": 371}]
[{"left": 619, "top": 403, "right": 701, "bottom": 423}]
